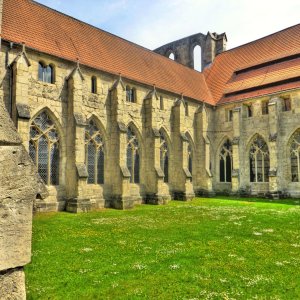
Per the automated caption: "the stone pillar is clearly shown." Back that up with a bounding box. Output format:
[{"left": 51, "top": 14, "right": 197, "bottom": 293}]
[
  {"left": 268, "top": 97, "right": 280, "bottom": 198},
  {"left": 0, "top": 99, "right": 39, "bottom": 299},
  {"left": 143, "top": 88, "right": 171, "bottom": 204},
  {"left": 171, "top": 98, "right": 195, "bottom": 200},
  {"left": 231, "top": 107, "right": 241, "bottom": 193},
  {"left": 9, "top": 45, "right": 32, "bottom": 152},
  {"left": 106, "top": 76, "right": 138, "bottom": 209},
  {"left": 65, "top": 66, "right": 91, "bottom": 212},
  {"left": 194, "top": 104, "right": 214, "bottom": 196}
]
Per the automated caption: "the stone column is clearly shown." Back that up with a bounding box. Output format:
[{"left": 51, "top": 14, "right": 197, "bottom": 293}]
[
  {"left": 107, "top": 76, "right": 137, "bottom": 209},
  {"left": 9, "top": 45, "right": 32, "bottom": 152},
  {"left": 268, "top": 97, "right": 280, "bottom": 198},
  {"left": 171, "top": 97, "right": 195, "bottom": 200},
  {"left": 194, "top": 104, "right": 214, "bottom": 196},
  {"left": 231, "top": 107, "right": 241, "bottom": 193},
  {"left": 65, "top": 66, "right": 91, "bottom": 212},
  {"left": 143, "top": 88, "right": 171, "bottom": 204},
  {"left": 0, "top": 99, "right": 39, "bottom": 299}
]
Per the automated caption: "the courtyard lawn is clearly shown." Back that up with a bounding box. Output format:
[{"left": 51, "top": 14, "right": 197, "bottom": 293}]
[{"left": 25, "top": 197, "right": 300, "bottom": 300}]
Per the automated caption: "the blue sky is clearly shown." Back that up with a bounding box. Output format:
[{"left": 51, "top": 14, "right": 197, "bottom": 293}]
[{"left": 35, "top": 0, "right": 300, "bottom": 50}]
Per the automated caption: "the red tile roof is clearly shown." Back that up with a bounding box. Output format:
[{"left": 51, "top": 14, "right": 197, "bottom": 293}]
[
  {"left": 204, "top": 24, "right": 300, "bottom": 104},
  {"left": 2, "top": 0, "right": 300, "bottom": 106},
  {"left": 1, "top": 0, "right": 214, "bottom": 104}
]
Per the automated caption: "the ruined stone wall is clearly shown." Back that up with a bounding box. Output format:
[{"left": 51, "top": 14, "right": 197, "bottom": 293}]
[{"left": 154, "top": 32, "right": 227, "bottom": 71}]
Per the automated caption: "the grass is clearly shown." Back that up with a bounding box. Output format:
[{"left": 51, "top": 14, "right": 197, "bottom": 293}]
[{"left": 25, "top": 197, "right": 300, "bottom": 300}]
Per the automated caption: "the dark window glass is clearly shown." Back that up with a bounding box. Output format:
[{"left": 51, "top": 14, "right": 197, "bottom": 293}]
[
  {"left": 134, "top": 151, "right": 140, "bottom": 184},
  {"left": 91, "top": 76, "right": 97, "bottom": 94},
  {"left": 97, "top": 149, "right": 104, "bottom": 184},
  {"left": 283, "top": 98, "right": 291, "bottom": 111},
  {"left": 160, "top": 96, "right": 164, "bottom": 110},
  {"left": 262, "top": 101, "right": 269, "bottom": 115}
]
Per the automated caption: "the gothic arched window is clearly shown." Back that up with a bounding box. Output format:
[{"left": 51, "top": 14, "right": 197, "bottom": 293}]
[
  {"left": 160, "top": 131, "right": 169, "bottom": 183},
  {"left": 85, "top": 120, "right": 105, "bottom": 184},
  {"left": 290, "top": 131, "right": 300, "bottom": 182},
  {"left": 127, "top": 127, "right": 140, "bottom": 183},
  {"left": 29, "top": 111, "right": 59, "bottom": 185},
  {"left": 249, "top": 136, "right": 269, "bottom": 182},
  {"left": 219, "top": 139, "right": 232, "bottom": 182}
]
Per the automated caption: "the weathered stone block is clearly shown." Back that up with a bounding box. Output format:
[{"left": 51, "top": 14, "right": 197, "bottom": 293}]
[{"left": 0, "top": 268, "right": 26, "bottom": 300}]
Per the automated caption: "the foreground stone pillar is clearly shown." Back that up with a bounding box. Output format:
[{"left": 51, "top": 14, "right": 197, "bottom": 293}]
[{"left": 0, "top": 100, "right": 38, "bottom": 299}]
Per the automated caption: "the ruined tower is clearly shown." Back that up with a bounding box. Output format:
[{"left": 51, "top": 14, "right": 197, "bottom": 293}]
[{"left": 154, "top": 32, "right": 227, "bottom": 71}]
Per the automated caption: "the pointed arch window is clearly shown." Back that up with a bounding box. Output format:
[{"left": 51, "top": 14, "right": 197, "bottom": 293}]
[
  {"left": 127, "top": 127, "right": 140, "bottom": 183},
  {"left": 29, "top": 111, "right": 59, "bottom": 185},
  {"left": 290, "top": 131, "right": 300, "bottom": 182},
  {"left": 85, "top": 120, "right": 105, "bottom": 184},
  {"left": 38, "top": 62, "right": 54, "bottom": 83},
  {"left": 249, "top": 136, "right": 269, "bottom": 182},
  {"left": 160, "top": 130, "right": 169, "bottom": 183},
  {"left": 219, "top": 139, "right": 232, "bottom": 182}
]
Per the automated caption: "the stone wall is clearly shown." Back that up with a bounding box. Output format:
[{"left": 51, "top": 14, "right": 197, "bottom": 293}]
[
  {"left": 1, "top": 39, "right": 300, "bottom": 215},
  {"left": 0, "top": 98, "right": 38, "bottom": 298},
  {"left": 211, "top": 91, "right": 300, "bottom": 197},
  {"left": 1, "top": 42, "right": 208, "bottom": 212}
]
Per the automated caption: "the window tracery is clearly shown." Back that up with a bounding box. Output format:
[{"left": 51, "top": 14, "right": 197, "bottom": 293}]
[
  {"left": 29, "top": 111, "right": 59, "bottom": 185},
  {"left": 85, "top": 120, "right": 104, "bottom": 184},
  {"left": 127, "top": 127, "right": 140, "bottom": 183},
  {"left": 160, "top": 130, "right": 169, "bottom": 183},
  {"left": 249, "top": 136, "right": 269, "bottom": 182},
  {"left": 220, "top": 139, "right": 232, "bottom": 182}
]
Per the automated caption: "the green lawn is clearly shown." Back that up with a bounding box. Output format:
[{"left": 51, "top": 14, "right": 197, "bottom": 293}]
[{"left": 25, "top": 197, "right": 300, "bottom": 300}]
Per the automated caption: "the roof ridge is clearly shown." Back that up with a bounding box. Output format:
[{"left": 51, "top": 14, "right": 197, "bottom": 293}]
[
  {"left": 31, "top": 0, "right": 205, "bottom": 76},
  {"left": 219, "top": 22, "right": 300, "bottom": 56}
]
